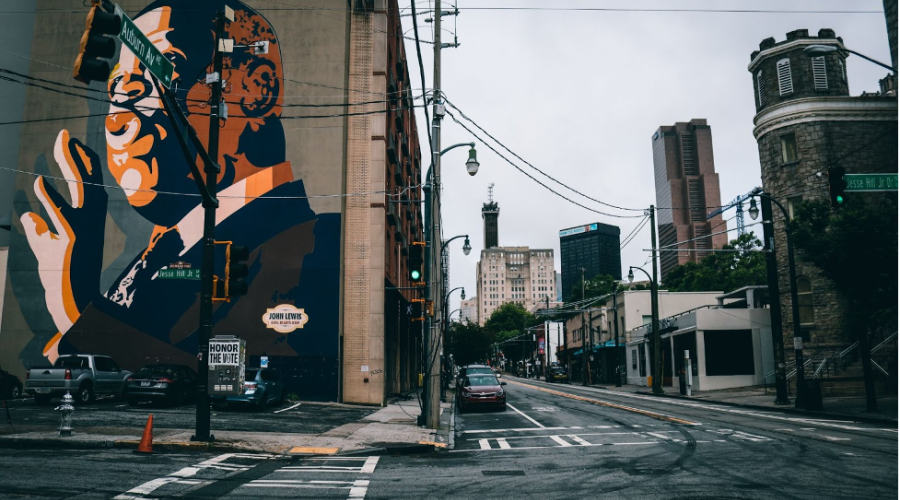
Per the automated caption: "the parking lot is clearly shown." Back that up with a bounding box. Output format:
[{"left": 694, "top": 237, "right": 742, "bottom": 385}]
[{"left": 0, "top": 394, "right": 376, "bottom": 436}]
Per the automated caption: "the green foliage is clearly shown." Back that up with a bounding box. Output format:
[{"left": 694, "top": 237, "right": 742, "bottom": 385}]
[
  {"left": 564, "top": 274, "right": 619, "bottom": 303},
  {"left": 662, "top": 232, "right": 767, "bottom": 292},
  {"left": 789, "top": 196, "right": 898, "bottom": 329},
  {"left": 484, "top": 302, "right": 538, "bottom": 342},
  {"left": 447, "top": 321, "right": 493, "bottom": 366}
]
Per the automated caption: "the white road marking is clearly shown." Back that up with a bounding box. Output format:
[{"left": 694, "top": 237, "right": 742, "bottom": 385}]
[
  {"left": 359, "top": 456, "right": 380, "bottom": 474},
  {"left": 497, "top": 438, "right": 512, "bottom": 449},
  {"left": 479, "top": 439, "right": 492, "bottom": 450},
  {"left": 550, "top": 436, "right": 572, "bottom": 447},
  {"left": 462, "top": 426, "right": 581, "bottom": 434},
  {"left": 567, "top": 434, "right": 593, "bottom": 446},
  {"left": 506, "top": 403, "right": 545, "bottom": 428},
  {"left": 348, "top": 479, "right": 370, "bottom": 499},
  {"left": 170, "top": 467, "right": 200, "bottom": 478},
  {"left": 823, "top": 436, "right": 851, "bottom": 441},
  {"left": 274, "top": 402, "right": 302, "bottom": 413},
  {"left": 113, "top": 477, "right": 205, "bottom": 499}
]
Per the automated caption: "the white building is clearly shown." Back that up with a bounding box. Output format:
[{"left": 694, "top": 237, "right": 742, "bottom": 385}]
[
  {"left": 459, "top": 298, "right": 477, "bottom": 324},
  {"left": 476, "top": 246, "right": 557, "bottom": 325}
]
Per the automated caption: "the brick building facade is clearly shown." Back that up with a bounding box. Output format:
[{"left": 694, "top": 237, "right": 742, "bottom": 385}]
[{"left": 748, "top": 29, "right": 898, "bottom": 359}]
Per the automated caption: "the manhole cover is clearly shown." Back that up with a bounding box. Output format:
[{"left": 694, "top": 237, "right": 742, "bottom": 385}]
[{"left": 482, "top": 470, "right": 525, "bottom": 476}]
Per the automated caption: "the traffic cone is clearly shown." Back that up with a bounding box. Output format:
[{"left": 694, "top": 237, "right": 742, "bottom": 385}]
[{"left": 135, "top": 414, "right": 153, "bottom": 454}]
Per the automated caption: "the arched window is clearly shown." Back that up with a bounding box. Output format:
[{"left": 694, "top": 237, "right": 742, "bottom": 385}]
[{"left": 797, "top": 277, "right": 814, "bottom": 325}]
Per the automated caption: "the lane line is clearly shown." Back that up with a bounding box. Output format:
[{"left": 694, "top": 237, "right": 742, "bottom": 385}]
[
  {"left": 567, "top": 434, "right": 592, "bottom": 446},
  {"left": 274, "top": 402, "right": 302, "bottom": 414},
  {"left": 348, "top": 479, "right": 370, "bottom": 499},
  {"left": 497, "top": 438, "right": 512, "bottom": 449},
  {"left": 506, "top": 403, "right": 546, "bottom": 428},
  {"left": 462, "top": 426, "right": 581, "bottom": 434},
  {"left": 479, "top": 439, "right": 492, "bottom": 450},
  {"left": 360, "top": 456, "right": 380, "bottom": 474},
  {"left": 550, "top": 436, "right": 572, "bottom": 447},
  {"left": 505, "top": 379, "right": 698, "bottom": 425}
]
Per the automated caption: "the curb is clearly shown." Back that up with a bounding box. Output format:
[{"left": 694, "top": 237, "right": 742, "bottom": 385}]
[
  {"left": 336, "top": 442, "right": 437, "bottom": 457},
  {"left": 634, "top": 390, "right": 899, "bottom": 426},
  {"left": 0, "top": 436, "right": 268, "bottom": 454}
]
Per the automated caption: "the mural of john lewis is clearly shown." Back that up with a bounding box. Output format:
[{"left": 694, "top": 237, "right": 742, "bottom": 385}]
[{"left": 11, "top": 0, "right": 341, "bottom": 400}]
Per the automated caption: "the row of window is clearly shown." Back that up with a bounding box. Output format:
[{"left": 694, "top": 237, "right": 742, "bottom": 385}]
[{"left": 757, "top": 55, "right": 846, "bottom": 107}]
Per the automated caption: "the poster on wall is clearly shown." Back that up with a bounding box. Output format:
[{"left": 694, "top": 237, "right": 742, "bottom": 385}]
[{"left": 2, "top": 0, "right": 342, "bottom": 401}]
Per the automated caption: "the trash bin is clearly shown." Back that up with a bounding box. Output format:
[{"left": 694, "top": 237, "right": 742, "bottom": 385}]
[{"left": 801, "top": 380, "right": 823, "bottom": 411}]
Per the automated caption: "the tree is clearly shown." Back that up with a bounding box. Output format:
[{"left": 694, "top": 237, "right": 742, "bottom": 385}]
[
  {"left": 484, "top": 303, "right": 539, "bottom": 364},
  {"left": 564, "top": 274, "right": 618, "bottom": 303},
  {"left": 789, "top": 195, "right": 898, "bottom": 411},
  {"left": 447, "top": 321, "right": 493, "bottom": 367},
  {"left": 662, "top": 232, "right": 767, "bottom": 292}
]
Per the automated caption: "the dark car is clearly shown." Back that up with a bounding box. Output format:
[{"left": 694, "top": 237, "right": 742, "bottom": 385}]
[
  {"left": 125, "top": 364, "right": 197, "bottom": 407},
  {"left": 545, "top": 365, "right": 568, "bottom": 383},
  {"left": 456, "top": 365, "right": 494, "bottom": 386},
  {"left": 457, "top": 374, "right": 507, "bottom": 412},
  {"left": 0, "top": 367, "right": 23, "bottom": 400},
  {"left": 212, "top": 368, "right": 284, "bottom": 411}
]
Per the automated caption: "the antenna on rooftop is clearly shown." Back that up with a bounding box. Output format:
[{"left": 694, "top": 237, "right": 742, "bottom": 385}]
[{"left": 487, "top": 183, "right": 495, "bottom": 203}]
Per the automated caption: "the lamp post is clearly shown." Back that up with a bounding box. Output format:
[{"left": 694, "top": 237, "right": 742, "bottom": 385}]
[
  {"left": 448, "top": 308, "right": 461, "bottom": 322},
  {"left": 422, "top": 145, "right": 478, "bottom": 429},
  {"left": 803, "top": 44, "right": 895, "bottom": 73},
  {"left": 748, "top": 190, "right": 807, "bottom": 407},
  {"left": 629, "top": 266, "right": 662, "bottom": 394}
]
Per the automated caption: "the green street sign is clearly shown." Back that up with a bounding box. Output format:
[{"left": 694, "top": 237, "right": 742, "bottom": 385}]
[
  {"left": 115, "top": 6, "right": 174, "bottom": 88},
  {"left": 844, "top": 173, "right": 898, "bottom": 192},
  {"left": 158, "top": 268, "right": 201, "bottom": 280}
]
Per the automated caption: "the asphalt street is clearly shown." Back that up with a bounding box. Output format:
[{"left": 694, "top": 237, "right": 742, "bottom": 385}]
[{"left": 0, "top": 379, "right": 895, "bottom": 499}]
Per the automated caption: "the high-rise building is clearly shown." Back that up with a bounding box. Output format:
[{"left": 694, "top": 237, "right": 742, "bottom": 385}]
[
  {"left": 476, "top": 247, "right": 556, "bottom": 325},
  {"left": 459, "top": 298, "right": 477, "bottom": 324},
  {"left": 558, "top": 223, "right": 621, "bottom": 301},
  {"left": 651, "top": 119, "right": 727, "bottom": 280}
]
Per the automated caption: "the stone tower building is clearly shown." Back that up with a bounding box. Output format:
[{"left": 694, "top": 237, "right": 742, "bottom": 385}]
[{"left": 748, "top": 29, "right": 898, "bottom": 359}]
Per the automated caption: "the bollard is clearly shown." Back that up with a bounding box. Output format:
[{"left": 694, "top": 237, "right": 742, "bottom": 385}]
[{"left": 55, "top": 391, "right": 75, "bottom": 437}]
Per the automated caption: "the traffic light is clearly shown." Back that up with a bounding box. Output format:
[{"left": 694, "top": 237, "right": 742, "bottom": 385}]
[
  {"left": 828, "top": 166, "right": 847, "bottom": 208},
  {"left": 409, "top": 242, "right": 425, "bottom": 281},
  {"left": 410, "top": 299, "right": 424, "bottom": 320},
  {"left": 227, "top": 244, "right": 250, "bottom": 297},
  {"left": 73, "top": 3, "right": 122, "bottom": 84}
]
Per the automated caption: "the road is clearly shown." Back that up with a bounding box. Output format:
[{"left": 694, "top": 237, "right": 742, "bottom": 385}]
[{"left": 0, "top": 378, "right": 895, "bottom": 499}]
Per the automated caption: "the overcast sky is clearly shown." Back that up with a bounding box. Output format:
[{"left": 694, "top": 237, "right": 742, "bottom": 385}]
[{"left": 401, "top": 0, "right": 893, "bottom": 315}]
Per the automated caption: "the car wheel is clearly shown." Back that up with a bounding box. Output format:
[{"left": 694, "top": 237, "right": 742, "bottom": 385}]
[
  {"left": 277, "top": 389, "right": 285, "bottom": 405},
  {"left": 75, "top": 384, "right": 94, "bottom": 405},
  {"left": 258, "top": 393, "right": 268, "bottom": 411},
  {"left": 34, "top": 394, "right": 52, "bottom": 406},
  {"left": 10, "top": 385, "right": 21, "bottom": 399}
]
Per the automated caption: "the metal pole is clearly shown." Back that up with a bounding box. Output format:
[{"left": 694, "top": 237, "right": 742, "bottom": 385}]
[
  {"left": 588, "top": 308, "right": 594, "bottom": 385},
  {"left": 581, "top": 309, "right": 588, "bottom": 386},
  {"left": 650, "top": 205, "right": 663, "bottom": 394},
  {"left": 760, "top": 196, "right": 789, "bottom": 404},
  {"left": 193, "top": 5, "right": 224, "bottom": 442},
  {"left": 613, "top": 284, "right": 621, "bottom": 387}
]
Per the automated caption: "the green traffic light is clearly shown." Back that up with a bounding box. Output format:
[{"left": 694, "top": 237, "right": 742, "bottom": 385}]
[
  {"left": 836, "top": 195, "right": 843, "bottom": 204},
  {"left": 411, "top": 270, "right": 421, "bottom": 280}
]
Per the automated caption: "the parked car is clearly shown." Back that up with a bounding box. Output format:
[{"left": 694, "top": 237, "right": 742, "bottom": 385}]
[
  {"left": 0, "top": 367, "right": 23, "bottom": 400},
  {"left": 457, "top": 373, "right": 506, "bottom": 412},
  {"left": 211, "top": 368, "right": 284, "bottom": 410},
  {"left": 545, "top": 365, "right": 568, "bottom": 383},
  {"left": 456, "top": 364, "right": 493, "bottom": 386},
  {"left": 125, "top": 364, "right": 197, "bottom": 407},
  {"left": 25, "top": 355, "right": 132, "bottom": 405}
]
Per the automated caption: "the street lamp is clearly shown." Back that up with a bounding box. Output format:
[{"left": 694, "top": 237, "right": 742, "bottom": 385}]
[
  {"left": 629, "top": 265, "right": 662, "bottom": 394},
  {"left": 803, "top": 44, "right": 895, "bottom": 73},
  {"left": 748, "top": 192, "right": 806, "bottom": 406}
]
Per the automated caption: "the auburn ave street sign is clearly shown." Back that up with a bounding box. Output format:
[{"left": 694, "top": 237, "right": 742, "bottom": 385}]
[{"left": 114, "top": 5, "right": 174, "bottom": 87}]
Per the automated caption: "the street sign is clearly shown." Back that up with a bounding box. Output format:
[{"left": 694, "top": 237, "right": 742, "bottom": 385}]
[
  {"left": 114, "top": 5, "right": 175, "bottom": 87},
  {"left": 844, "top": 173, "right": 898, "bottom": 192},
  {"left": 158, "top": 268, "right": 201, "bottom": 280}
]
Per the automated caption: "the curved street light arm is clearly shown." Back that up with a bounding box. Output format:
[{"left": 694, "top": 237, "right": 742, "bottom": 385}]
[{"left": 441, "top": 234, "right": 469, "bottom": 252}]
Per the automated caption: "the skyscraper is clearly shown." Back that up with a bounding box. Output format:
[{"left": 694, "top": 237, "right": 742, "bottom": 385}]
[
  {"left": 651, "top": 119, "right": 727, "bottom": 280},
  {"left": 558, "top": 223, "right": 621, "bottom": 301},
  {"left": 482, "top": 184, "right": 499, "bottom": 249}
]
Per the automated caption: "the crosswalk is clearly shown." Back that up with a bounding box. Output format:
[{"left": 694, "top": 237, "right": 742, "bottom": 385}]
[{"left": 242, "top": 457, "right": 381, "bottom": 497}]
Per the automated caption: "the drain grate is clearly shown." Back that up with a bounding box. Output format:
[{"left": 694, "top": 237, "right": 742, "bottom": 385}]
[{"left": 482, "top": 470, "right": 526, "bottom": 476}]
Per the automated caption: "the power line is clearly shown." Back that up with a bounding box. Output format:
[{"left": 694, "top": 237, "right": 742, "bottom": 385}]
[
  {"left": 620, "top": 216, "right": 650, "bottom": 250},
  {"left": 1, "top": 6, "right": 880, "bottom": 14},
  {"left": 444, "top": 108, "right": 644, "bottom": 219}
]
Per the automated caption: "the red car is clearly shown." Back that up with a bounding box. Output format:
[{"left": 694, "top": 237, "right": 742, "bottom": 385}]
[{"left": 457, "top": 374, "right": 507, "bottom": 412}]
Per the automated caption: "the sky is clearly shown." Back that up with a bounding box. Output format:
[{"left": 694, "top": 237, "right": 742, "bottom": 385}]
[{"left": 400, "top": 0, "right": 894, "bottom": 315}]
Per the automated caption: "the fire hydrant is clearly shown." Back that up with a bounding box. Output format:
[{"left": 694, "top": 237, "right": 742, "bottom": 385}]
[{"left": 55, "top": 391, "right": 75, "bottom": 437}]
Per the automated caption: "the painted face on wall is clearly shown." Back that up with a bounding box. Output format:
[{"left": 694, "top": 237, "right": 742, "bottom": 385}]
[{"left": 106, "top": 1, "right": 285, "bottom": 227}]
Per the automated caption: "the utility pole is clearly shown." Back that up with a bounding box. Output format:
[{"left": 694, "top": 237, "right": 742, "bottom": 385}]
[
  {"left": 760, "top": 196, "right": 789, "bottom": 404},
  {"left": 588, "top": 308, "right": 594, "bottom": 385},
  {"left": 613, "top": 283, "right": 621, "bottom": 387},
  {"left": 191, "top": 5, "right": 226, "bottom": 443},
  {"left": 581, "top": 308, "right": 588, "bottom": 386},
  {"left": 649, "top": 205, "right": 663, "bottom": 395}
]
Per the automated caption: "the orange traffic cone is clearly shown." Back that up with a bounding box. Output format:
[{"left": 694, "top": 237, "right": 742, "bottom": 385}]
[{"left": 135, "top": 414, "right": 153, "bottom": 454}]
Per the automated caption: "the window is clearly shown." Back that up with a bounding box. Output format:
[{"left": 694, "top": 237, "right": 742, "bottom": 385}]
[
  {"left": 777, "top": 58, "right": 793, "bottom": 95},
  {"left": 798, "top": 277, "right": 815, "bottom": 325},
  {"left": 756, "top": 70, "right": 767, "bottom": 107},
  {"left": 642, "top": 315, "right": 653, "bottom": 326},
  {"left": 811, "top": 56, "right": 827, "bottom": 90},
  {"left": 681, "top": 134, "right": 697, "bottom": 175},
  {"left": 781, "top": 133, "right": 798, "bottom": 163},
  {"left": 688, "top": 180, "right": 704, "bottom": 222},
  {"left": 787, "top": 196, "right": 803, "bottom": 220},
  {"left": 837, "top": 59, "right": 846, "bottom": 82}
]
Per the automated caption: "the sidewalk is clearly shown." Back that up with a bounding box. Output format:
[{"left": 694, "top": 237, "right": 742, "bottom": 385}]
[{"left": 0, "top": 391, "right": 456, "bottom": 455}]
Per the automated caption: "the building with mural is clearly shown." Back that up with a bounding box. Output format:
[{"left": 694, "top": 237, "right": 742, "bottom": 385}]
[{"left": 0, "top": 0, "right": 423, "bottom": 405}]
